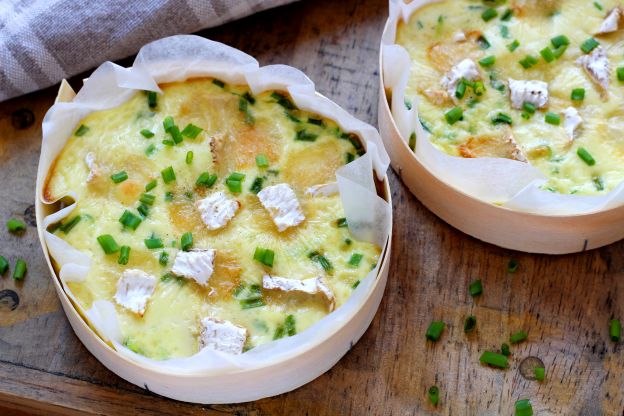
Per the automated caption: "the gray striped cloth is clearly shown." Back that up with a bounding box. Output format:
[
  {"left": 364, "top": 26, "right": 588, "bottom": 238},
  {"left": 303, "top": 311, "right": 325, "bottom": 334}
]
[{"left": 0, "top": 0, "right": 296, "bottom": 102}]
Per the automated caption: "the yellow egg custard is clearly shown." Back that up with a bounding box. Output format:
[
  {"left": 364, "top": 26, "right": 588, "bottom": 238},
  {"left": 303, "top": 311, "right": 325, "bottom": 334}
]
[
  {"left": 44, "top": 78, "right": 380, "bottom": 359},
  {"left": 396, "top": 0, "right": 624, "bottom": 195}
]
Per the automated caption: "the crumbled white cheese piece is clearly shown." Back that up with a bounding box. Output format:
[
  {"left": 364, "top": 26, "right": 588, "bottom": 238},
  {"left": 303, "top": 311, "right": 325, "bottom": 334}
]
[
  {"left": 508, "top": 79, "right": 549, "bottom": 110},
  {"left": 305, "top": 182, "right": 339, "bottom": 197},
  {"left": 171, "top": 249, "right": 216, "bottom": 286},
  {"left": 257, "top": 183, "right": 305, "bottom": 232},
  {"left": 262, "top": 275, "right": 335, "bottom": 310},
  {"left": 84, "top": 152, "right": 99, "bottom": 182},
  {"left": 577, "top": 46, "right": 610, "bottom": 95},
  {"left": 596, "top": 8, "right": 622, "bottom": 34},
  {"left": 441, "top": 59, "right": 480, "bottom": 97},
  {"left": 199, "top": 317, "right": 247, "bottom": 355},
  {"left": 452, "top": 31, "right": 467, "bottom": 42},
  {"left": 114, "top": 269, "right": 157, "bottom": 316},
  {"left": 195, "top": 192, "right": 239, "bottom": 231},
  {"left": 562, "top": 107, "right": 583, "bottom": 141}
]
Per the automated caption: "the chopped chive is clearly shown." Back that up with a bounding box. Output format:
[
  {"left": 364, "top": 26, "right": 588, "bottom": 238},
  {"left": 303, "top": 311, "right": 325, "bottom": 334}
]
[
  {"left": 594, "top": 2, "right": 603, "bottom": 11},
  {"left": 164, "top": 191, "right": 174, "bottom": 202},
  {"left": 581, "top": 38, "right": 600, "bottom": 54},
  {"left": 185, "top": 151, "right": 194, "bottom": 165},
  {"left": 250, "top": 177, "right": 264, "bottom": 194},
  {"left": 285, "top": 111, "right": 301, "bottom": 123},
  {"left": 508, "top": 259, "right": 519, "bottom": 273},
  {"left": 255, "top": 154, "right": 269, "bottom": 168},
  {"left": 0, "top": 256, "right": 8, "bottom": 275},
  {"left": 241, "top": 92, "right": 255, "bottom": 104},
  {"left": 571, "top": 88, "right": 585, "bottom": 101},
  {"left": 551, "top": 35, "right": 570, "bottom": 48},
  {"left": 344, "top": 238, "right": 352, "bottom": 245},
  {"left": 519, "top": 55, "right": 538, "bottom": 69},
  {"left": 577, "top": 147, "right": 596, "bottom": 166},
  {"left": 593, "top": 176, "right": 605, "bottom": 191},
  {"left": 110, "top": 171, "right": 128, "bottom": 184},
  {"left": 196, "top": 172, "right": 218, "bottom": 188},
  {"left": 271, "top": 91, "right": 297, "bottom": 110},
  {"left": 501, "top": 8, "right": 513, "bottom": 21},
  {"left": 140, "top": 129, "right": 155, "bottom": 138},
  {"left": 426, "top": 321, "right": 445, "bottom": 341},
  {"left": 445, "top": 107, "right": 463, "bottom": 125},
  {"left": 169, "top": 125, "right": 183, "bottom": 144},
  {"left": 6, "top": 218, "right": 26, "bottom": 233},
  {"left": 145, "top": 143, "right": 156, "bottom": 156},
  {"left": 181, "top": 123, "right": 203, "bottom": 139},
  {"left": 476, "top": 35, "right": 491, "bottom": 49},
  {"left": 162, "top": 116, "right": 175, "bottom": 132},
  {"left": 534, "top": 366, "right": 545, "bottom": 381},
  {"left": 482, "top": 8, "right": 498, "bottom": 21},
  {"left": 307, "top": 117, "right": 323, "bottom": 126},
  {"left": 238, "top": 97, "right": 255, "bottom": 125},
  {"left": 507, "top": 39, "right": 520, "bottom": 52},
  {"left": 161, "top": 166, "right": 176, "bottom": 184},
  {"left": 97, "top": 234, "right": 120, "bottom": 254},
  {"left": 501, "top": 343, "right": 511, "bottom": 356},
  {"left": 523, "top": 102, "right": 536, "bottom": 114},
  {"left": 480, "top": 351, "right": 509, "bottom": 368},
  {"left": 617, "top": 67, "right": 624, "bottom": 82},
  {"left": 473, "top": 81, "right": 486, "bottom": 96},
  {"left": 552, "top": 44, "right": 568, "bottom": 59},
  {"left": 309, "top": 251, "right": 333, "bottom": 274},
  {"left": 285, "top": 314, "right": 296, "bottom": 336},
  {"left": 181, "top": 232, "right": 193, "bottom": 251},
  {"left": 515, "top": 399, "right": 533, "bottom": 416},
  {"left": 456, "top": 81, "right": 467, "bottom": 99},
  {"left": 428, "top": 386, "right": 440, "bottom": 406},
  {"left": 352, "top": 280, "right": 360, "bottom": 289},
  {"left": 253, "top": 247, "right": 275, "bottom": 267},
  {"left": 273, "top": 324, "right": 285, "bottom": 340},
  {"left": 336, "top": 217, "right": 348, "bottom": 228},
  {"left": 295, "top": 129, "right": 318, "bottom": 142},
  {"left": 119, "top": 210, "right": 142, "bottom": 231},
  {"left": 479, "top": 55, "right": 496, "bottom": 67},
  {"left": 59, "top": 215, "right": 81, "bottom": 234},
  {"left": 12, "top": 259, "right": 26, "bottom": 280},
  {"left": 510, "top": 331, "right": 528, "bottom": 344},
  {"left": 144, "top": 237, "right": 164, "bottom": 249},
  {"left": 500, "top": 25, "right": 510, "bottom": 39},
  {"left": 147, "top": 91, "right": 157, "bottom": 108},
  {"left": 241, "top": 298, "right": 265, "bottom": 309},
  {"left": 545, "top": 112, "right": 561, "bottom": 125},
  {"left": 226, "top": 172, "right": 245, "bottom": 193},
  {"left": 610, "top": 319, "right": 621, "bottom": 342},
  {"left": 74, "top": 124, "right": 89, "bottom": 136},
  {"left": 492, "top": 112, "right": 513, "bottom": 125},
  {"left": 464, "top": 315, "right": 477, "bottom": 333},
  {"left": 469, "top": 279, "right": 483, "bottom": 297},
  {"left": 159, "top": 251, "right": 168, "bottom": 266},
  {"left": 540, "top": 47, "right": 555, "bottom": 63},
  {"left": 212, "top": 79, "right": 225, "bottom": 88},
  {"left": 348, "top": 253, "right": 363, "bottom": 267},
  {"left": 162, "top": 139, "right": 175, "bottom": 146},
  {"left": 137, "top": 204, "right": 149, "bottom": 218},
  {"left": 139, "top": 193, "right": 156, "bottom": 206},
  {"left": 118, "top": 246, "right": 130, "bottom": 265}
]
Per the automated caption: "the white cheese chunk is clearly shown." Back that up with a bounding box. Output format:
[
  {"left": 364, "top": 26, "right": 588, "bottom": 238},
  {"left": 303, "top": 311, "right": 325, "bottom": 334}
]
[
  {"left": 596, "top": 8, "right": 622, "bottom": 34},
  {"left": 508, "top": 79, "right": 549, "bottom": 110},
  {"left": 262, "top": 275, "right": 335, "bottom": 310},
  {"left": 114, "top": 269, "right": 157, "bottom": 316},
  {"left": 441, "top": 59, "right": 480, "bottom": 97},
  {"left": 562, "top": 107, "right": 583, "bottom": 141},
  {"left": 577, "top": 46, "right": 610, "bottom": 96},
  {"left": 257, "top": 183, "right": 305, "bottom": 232},
  {"left": 84, "top": 152, "right": 99, "bottom": 182},
  {"left": 452, "top": 31, "right": 467, "bottom": 42},
  {"left": 195, "top": 192, "right": 239, "bottom": 231},
  {"left": 171, "top": 249, "right": 216, "bottom": 286},
  {"left": 199, "top": 317, "right": 247, "bottom": 355}
]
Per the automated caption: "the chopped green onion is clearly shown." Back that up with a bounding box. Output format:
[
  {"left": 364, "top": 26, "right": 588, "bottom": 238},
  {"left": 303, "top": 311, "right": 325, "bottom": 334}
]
[
  {"left": 271, "top": 91, "right": 297, "bottom": 110},
  {"left": 118, "top": 246, "right": 130, "bottom": 265},
  {"left": 428, "top": 386, "right": 440, "bottom": 406},
  {"left": 501, "top": 343, "right": 511, "bottom": 356},
  {"left": 169, "top": 125, "right": 183, "bottom": 144},
  {"left": 241, "top": 298, "right": 265, "bottom": 310},
  {"left": 110, "top": 171, "right": 128, "bottom": 184},
  {"left": 408, "top": 133, "right": 416, "bottom": 152},
  {"left": 97, "top": 234, "right": 120, "bottom": 254},
  {"left": 551, "top": 35, "right": 570, "bottom": 48},
  {"left": 140, "top": 129, "right": 155, "bottom": 138},
  {"left": 59, "top": 215, "right": 81, "bottom": 234},
  {"left": 159, "top": 251, "right": 168, "bottom": 266},
  {"left": 507, "top": 39, "right": 520, "bottom": 52},
  {"left": 212, "top": 79, "right": 225, "bottom": 88},
  {"left": 240, "top": 92, "right": 255, "bottom": 104},
  {"left": 139, "top": 193, "right": 156, "bottom": 206},
  {"left": 348, "top": 253, "right": 363, "bottom": 267},
  {"left": 226, "top": 172, "right": 245, "bottom": 193},
  {"left": 523, "top": 102, "right": 536, "bottom": 114},
  {"left": 185, "top": 151, "right": 194, "bottom": 165},
  {"left": 309, "top": 251, "right": 333, "bottom": 274},
  {"left": 477, "top": 35, "right": 491, "bottom": 49},
  {"left": 594, "top": 2, "right": 603, "bottom": 11},
  {"left": 473, "top": 81, "right": 486, "bottom": 96},
  {"left": 534, "top": 366, "right": 545, "bottom": 381},
  {"left": 161, "top": 166, "right": 176, "bottom": 184},
  {"left": 162, "top": 116, "right": 175, "bottom": 132},
  {"left": 255, "top": 154, "right": 269, "bottom": 168},
  {"left": 610, "top": 319, "right": 621, "bottom": 342},
  {"left": 6, "top": 218, "right": 26, "bottom": 233},
  {"left": 515, "top": 399, "right": 533, "bottom": 416},
  {"left": 480, "top": 351, "right": 509, "bottom": 368},
  {"left": 164, "top": 191, "right": 174, "bottom": 202},
  {"left": 12, "top": 259, "right": 26, "bottom": 280},
  {"left": 295, "top": 129, "right": 318, "bottom": 142},
  {"left": 577, "top": 147, "right": 596, "bottom": 166},
  {"left": 593, "top": 176, "right": 605, "bottom": 191},
  {"left": 162, "top": 139, "right": 175, "bottom": 146},
  {"left": 253, "top": 247, "right": 275, "bottom": 267},
  {"left": 469, "top": 279, "right": 483, "bottom": 297},
  {"left": 137, "top": 204, "right": 149, "bottom": 218},
  {"left": 352, "top": 280, "right": 360, "bottom": 289},
  {"left": 501, "top": 8, "right": 513, "bottom": 21},
  {"left": 545, "top": 112, "right": 561, "bottom": 125},
  {"left": 492, "top": 112, "right": 513, "bottom": 125},
  {"left": 519, "top": 55, "right": 538, "bottom": 69},
  {"left": 147, "top": 91, "right": 157, "bottom": 108},
  {"left": 581, "top": 38, "right": 600, "bottom": 54},
  {"left": 250, "top": 177, "right": 264, "bottom": 194},
  {"left": 456, "top": 81, "right": 467, "bottom": 99},
  {"left": 500, "top": 25, "right": 510, "bottom": 39},
  {"left": 181, "top": 123, "right": 203, "bottom": 139},
  {"left": 479, "top": 55, "right": 496, "bottom": 67},
  {"left": 464, "top": 315, "right": 477, "bottom": 333},
  {"left": 571, "top": 88, "right": 585, "bottom": 101},
  {"left": 196, "top": 172, "right": 218, "bottom": 188},
  {"left": 426, "top": 321, "right": 445, "bottom": 341},
  {"left": 336, "top": 218, "right": 348, "bottom": 228},
  {"left": 445, "top": 107, "right": 463, "bottom": 125},
  {"left": 181, "top": 232, "right": 193, "bottom": 251},
  {"left": 540, "top": 47, "right": 555, "bottom": 63},
  {"left": 482, "top": 8, "right": 498, "bottom": 21},
  {"left": 285, "top": 314, "right": 296, "bottom": 336},
  {"left": 510, "top": 331, "right": 528, "bottom": 344},
  {"left": 617, "top": 67, "right": 624, "bottom": 82},
  {"left": 145, "top": 144, "right": 156, "bottom": 156},
  {"left": 307, "top": 117, "right": 323, "bottom": 126},
  {"left": 74, "top": 124, "right": 89, "bottom": 136},
  {"left": 144, "top": 237, "right": 164, "bottom": 249},
  {"left": 119, "top": 210, "right": 142, "bottom": 231},
  {"left": 552, "top": 44, "right": 568, "bottom": 59},
  {"left": 508, "top": 259, "right": 519, "bottom": 273},
  {"left": 0, "top": 256, "right": 8, "bottom": 275},
  {"left": 238, "top": 97, "right": 255, "bottom": 125},
  {"left": 285, "top": 111, "right": 301, "bottom": 123}
]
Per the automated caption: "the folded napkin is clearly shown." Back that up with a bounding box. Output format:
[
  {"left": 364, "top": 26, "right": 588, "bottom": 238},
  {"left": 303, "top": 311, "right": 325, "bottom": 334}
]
[{"left": 0, "top": 0, "right": 296, "bottom": 102}]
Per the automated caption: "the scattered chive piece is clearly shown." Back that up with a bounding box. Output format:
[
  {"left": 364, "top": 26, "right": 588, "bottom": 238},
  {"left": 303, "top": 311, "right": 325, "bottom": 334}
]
[
  {"left": 594, "top": 2, "right": 603, "bottom": 11},
  {"left": 508, "top": 259, "right": 519, "bottom": 273},
  {"left": 140, "top": 129, "right": 155, "bottom": 138},
  {"left": 501, "top": 8, "right": 513, "bottom": 21},
  {"left": 271, "top": 91, "right": 297, "bottom": 110},
  {"left": 515, "top": 399, "right": 533, "bottom": 416},
  {"left": 164, "top": 191, "right": 174, "bottom": 202},
  {"left": 253, "top": 247, "right": 275, "bottom": 267},
  {"left": 110, "top": 171, "right": 128, "bottom": 184},
  {"left": 519, "top": 55, "right": 538, "bottom": 69},
  {"left": 523, "top": 102, "right": 536, "bottom": 114},
  {"left": 147, "top": 91, "right": 157, "bottom": 108},
  {"left": 571, "top": 88, "right": 585, "bottom": 101},
  {"left": 510, "top": 331, "right": 528, "bottom": 344},
  {"left": 250, "top": 177, "right": 264, "bottom": 194},
  {"left": 212, "top": 79, "right": 225, "bottom": 88},
  {"left": 408, "top": 133, "right": 416, "bottom": 152},
  {"left": 500, "top": 25, "right": 510, "bottom": 39},
  {"left": 545, "top": 112, "right": 561, "bottom": 125},
  {"left": 307, "top": 117, "right": 323, "bottom": 126},
  {"left": 473, "top": 81, "right": 486, "bottom": 96},
  {"left": 480, "top": 351, "right": 509, "bottom": 368},
  {"left": 0, "top": 256, "right": 8, "bottom": 275},
  {"left": 118, "top": 246, "right": 130, "bottom": 265},
  {"left": 540, "top": 47, "right": 555, "bottom": 63},
  {"left": 593, "top": 176, "right": 605, "bottom": 191},
  {"left": 425, "top": 321, "right": 445, "bottom": 341},
  {"left": 577, "top": 147, "right": 596, "bottom": 166},
  {"left": 6, "top": 218, "right": 26, "bottom": 233},
  {"left": 285, "top": 314, "right": 296, "bottom": 336},
  {"left": 428, "top": 386, "right": 440, "bottom": 406},
  {"left": 479, "top": 55, "right": 496, "bottom": 67},
  {"left": 226, "top": 172, "right": 245, "bottom": 193},
  {"left": 617, "top": 67, "right": 624, "bottom": 82},
  {"left": 139, "top": 193, "right": 156, "bottom": 206},
  {"left": 159, "top": 251, "right": 168, "bottom": 266},
  {"left": 181, "top": 232, "right": 193, "bottom": 251},
  {"left": 295, "top": 129, "right": 318, "bottom": 142},
  {"left": 507, "top": 39, "right": 520, "bottom": 52},
  {"left": 181, "top": 123, "right": 203, "bottom": 139},
  {"left": 75, "top": 124, "right": 89, "bottom": 136},
  {"left": 581, "top": 38, "right": 600, "bottom": 54},
  {"left": 352, "top": 280, "right": 360, "bottom": 289},
  {"left": 238, "top": 97, "right": 255, "bottom": 125},
  {"left": 534, "top": 366, "right": 545, "bottom": 381},
  {"left": 145, "top": 144, "right": 156, "bottom": 156},
  {"left": 273, "top": 324, "right": 285, "bottom": 340},
  {"left": 97, "top": 234, "right": 120, "bottom": 254},
  {"left": 309, "top": 251, "right": 333, "bottom": 274},
  {"left": 610, "top": 319, "right": 621, "bottom": 342},
  {"left": 119, "top": 210, "right": 142, "bottom": 231},
  {"left": 552, "top": 44, "right": 568, "bottom": 59},
  {"left": 241, "top": 298, "right": 265, "bottom": 310},
  {"left": 469, "top": 279, "right": 483, "bottom": 297},
  {"left": 144, "top": 237, "right": 164, "bottom": 249},
  {"left": 464, "top": 315, "right": 477, "bottom": 333},
  {"left": 255, "top": 154, "right": 269, "bottom": 168},
  {"left": 169, "top": 125, "right": 183, "bottom": 144},
  {"left": 477, "top": 35, "right": 491, "bottom": 49},
  {"left": 137, "top": 204, "right": 149, "bottom": 218},
  {"left": 241, "top": 92, "right": 255, "bottom": 104},
  {"left": 185, "top": 151, "right": 194, "bottom": 165},
  {"left": 492, "top": 112, "right": 513, "bottom": 125},
  {"left": 196, "top": 172, "right": 218, "bottom": 188},
  {"left": 501, "top": 343, "right": 511, "bottom": 356},
  {"left": 348, "top": 253, "right": 363, "bottom": 267},
  {"left": 551, "top": 35, "right": 570, "bottom": 48},
  {"left": 336, "top": 218, "right": 348, "bottom": 228},
  {"left": 162, "top": 139, "right": 175, "bottom": 146},
  {"left": 161, "top": 166, "right": 176, "bottom": 184},
  {"left": 445, "top": 107, "right": 463, "bottom": 125},
  {"left": 12, "top": 259, "right": 26, "bottom": 280},
  {"left": 60, "top": 215, "right": 81, "bottom": 234},
  {"left": 285, "top": 111, "right": 301, "bottom": 123},
  {"left": 456, "top": 81, "right": 467, "bottom": 99},
  {"left": 162, "top": 116, "right": 175, "bottom": 132},
  {"left": 482, "top": 8, "right": 498, "bottom": 21}
]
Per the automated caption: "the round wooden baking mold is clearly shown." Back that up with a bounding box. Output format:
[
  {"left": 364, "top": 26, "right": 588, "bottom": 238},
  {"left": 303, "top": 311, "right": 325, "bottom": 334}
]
[
  {"left": 36, "top": 80, "right": 393, "bottom": 403},
  {"left": 378, "top": 19, "right": 624, "bottom": 255}
]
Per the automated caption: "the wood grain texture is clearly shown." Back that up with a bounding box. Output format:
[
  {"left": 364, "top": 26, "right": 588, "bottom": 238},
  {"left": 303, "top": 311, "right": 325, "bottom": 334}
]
[{"left": 0, "top": 0, "right": 622, "bottom": 414}]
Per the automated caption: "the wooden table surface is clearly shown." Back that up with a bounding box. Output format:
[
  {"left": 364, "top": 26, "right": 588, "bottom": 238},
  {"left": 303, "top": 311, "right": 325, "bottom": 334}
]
[{"left": 0, "top": 0, "right": 622, "bottom": 414}]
